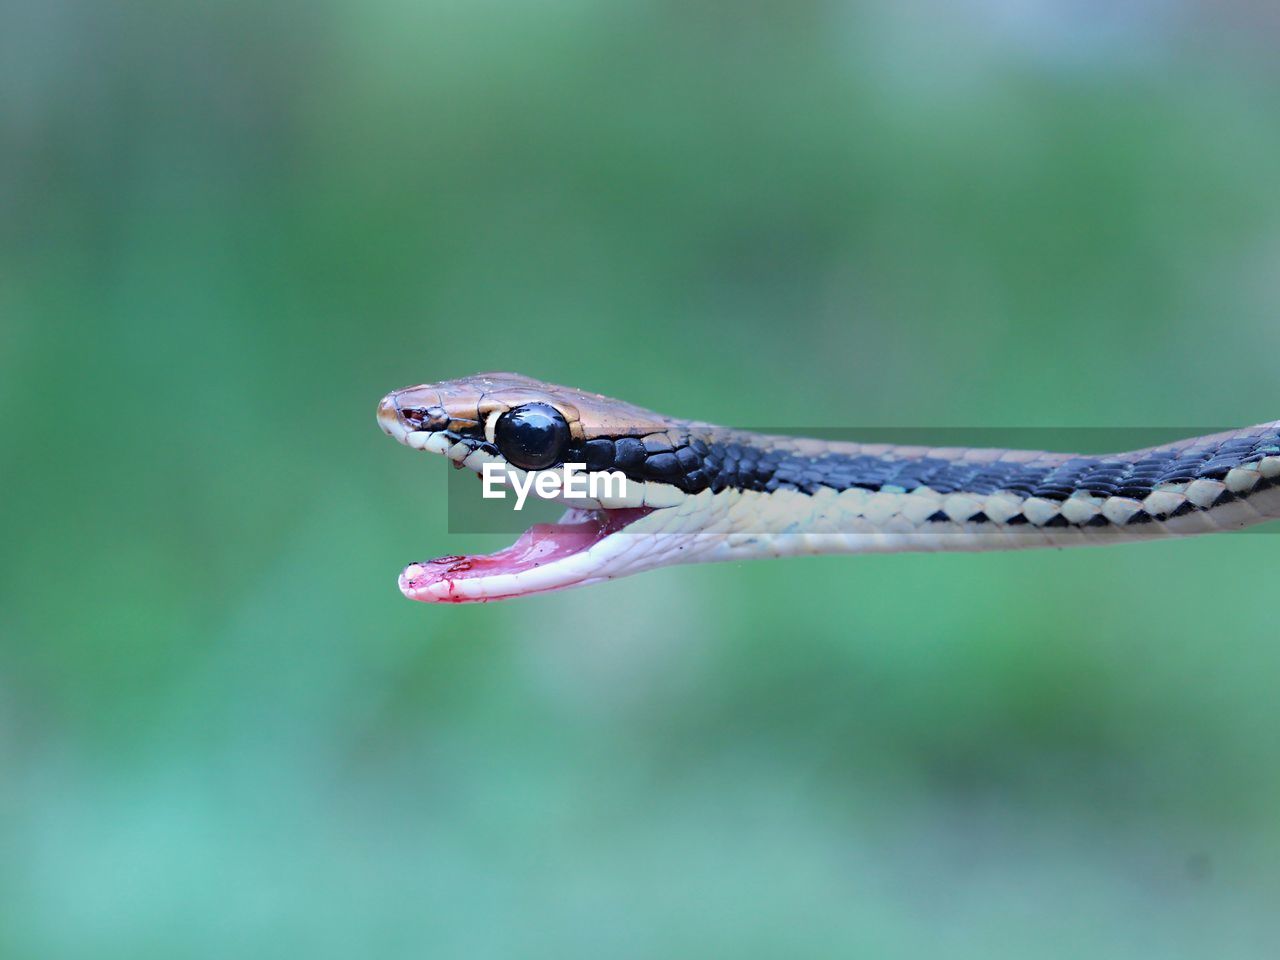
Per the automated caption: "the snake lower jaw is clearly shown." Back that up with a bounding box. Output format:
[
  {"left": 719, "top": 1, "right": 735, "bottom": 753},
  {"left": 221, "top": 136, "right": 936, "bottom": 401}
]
[{"left": 398, "top": 506, "right": 657, "bottom": 604}]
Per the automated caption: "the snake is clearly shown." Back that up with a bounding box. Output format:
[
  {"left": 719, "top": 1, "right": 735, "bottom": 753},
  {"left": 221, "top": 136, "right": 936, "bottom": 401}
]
[{"left": 377, "top": 373, "right": 1280, "bottom": 603}]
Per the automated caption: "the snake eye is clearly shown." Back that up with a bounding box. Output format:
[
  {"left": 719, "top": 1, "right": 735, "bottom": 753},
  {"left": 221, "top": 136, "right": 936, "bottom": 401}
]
[{"left": 495, "top": 403, "right": 570, "bottom": 470}]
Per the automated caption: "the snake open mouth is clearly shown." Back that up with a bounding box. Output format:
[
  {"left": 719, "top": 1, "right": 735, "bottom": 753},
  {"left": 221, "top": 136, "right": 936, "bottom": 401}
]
[{"left": 398, "top": 506, "right": 654, "bottom": 603}]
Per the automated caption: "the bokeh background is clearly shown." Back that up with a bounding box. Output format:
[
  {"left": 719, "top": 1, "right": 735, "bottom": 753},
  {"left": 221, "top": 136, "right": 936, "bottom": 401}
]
[{"left": 5, "top": 1, "right": 1280, "bottom": 956}]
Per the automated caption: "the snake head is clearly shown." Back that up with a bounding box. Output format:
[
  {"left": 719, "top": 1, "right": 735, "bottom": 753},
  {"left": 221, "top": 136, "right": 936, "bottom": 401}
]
[{"left": 377, "top": 373, "right": 708, "bottom": 603}]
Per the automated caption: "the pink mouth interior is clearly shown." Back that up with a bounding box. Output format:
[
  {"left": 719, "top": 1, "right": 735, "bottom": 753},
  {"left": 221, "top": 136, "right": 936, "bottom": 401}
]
[{"left": 401, "top": 507, "right": 652, "bottom": 600}]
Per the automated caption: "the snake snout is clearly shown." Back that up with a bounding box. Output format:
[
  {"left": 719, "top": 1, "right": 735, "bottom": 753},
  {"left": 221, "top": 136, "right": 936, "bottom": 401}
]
[
  {"left": 378, "top": 388, "right": 450, "bottom": 440},
  {"left": 376, "top": 394, "right": 403, "bottom": 436}
]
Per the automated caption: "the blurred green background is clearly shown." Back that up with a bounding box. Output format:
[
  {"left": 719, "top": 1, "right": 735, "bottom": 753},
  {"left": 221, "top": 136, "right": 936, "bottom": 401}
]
[{"left": 5, "top": 1, "right": 1280, "bottom": 956}]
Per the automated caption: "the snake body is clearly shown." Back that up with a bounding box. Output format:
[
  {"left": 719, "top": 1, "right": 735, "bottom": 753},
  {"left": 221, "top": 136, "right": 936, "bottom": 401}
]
[{"left": 378, "top": 373, "right": 1280, "bottom": 602}]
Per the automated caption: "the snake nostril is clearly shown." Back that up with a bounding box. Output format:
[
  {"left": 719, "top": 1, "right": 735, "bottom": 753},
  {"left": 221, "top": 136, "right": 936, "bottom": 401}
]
[
  {"left": 398, "top": 403, "right": 450, "bottom": 431},
  {"left": 399, "top": 405, "right": 432, "bottom": 428}
]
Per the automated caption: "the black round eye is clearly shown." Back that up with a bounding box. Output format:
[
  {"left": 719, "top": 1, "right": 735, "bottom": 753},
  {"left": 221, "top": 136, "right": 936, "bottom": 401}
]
[{"left": 495, "top": 403, "right": 570, "bottom": 470}]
